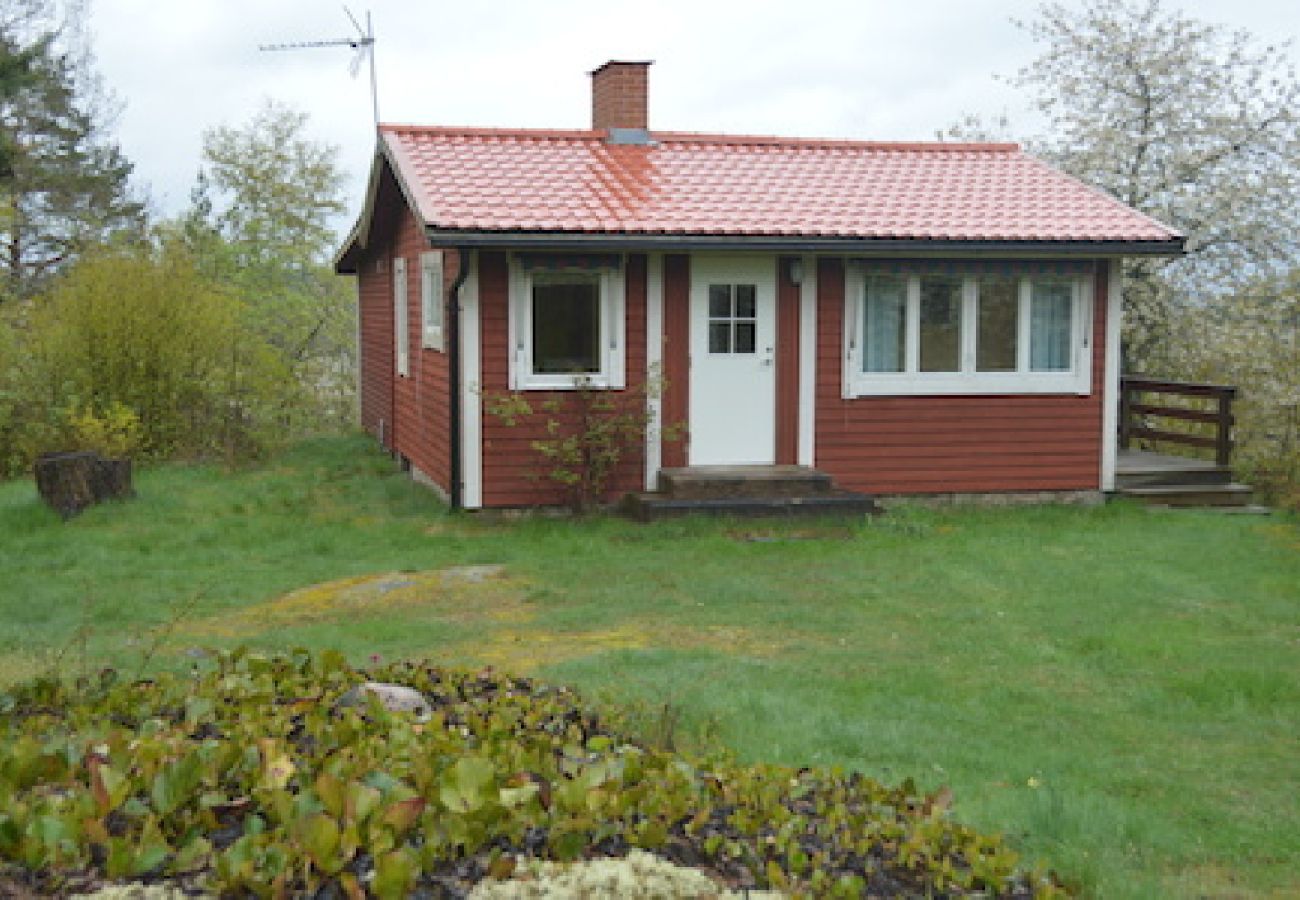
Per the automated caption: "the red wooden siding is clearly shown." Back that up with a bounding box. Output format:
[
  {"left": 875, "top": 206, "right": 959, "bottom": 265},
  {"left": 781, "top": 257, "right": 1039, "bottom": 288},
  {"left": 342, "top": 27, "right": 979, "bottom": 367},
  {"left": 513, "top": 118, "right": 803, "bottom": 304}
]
[
  {"left": 660, "top": 254, "right": 690, "bottom": 469},
  {"left": 355, "top": 172, "right": 401, "bottom": 446},
  {"left": 814, "top": 258, "right": 1108, "bottom": 494},
  {"left": 355, "top": 166, "right": 455, "bottom": 494},
  {"left": 478, "top": 253, "right": 649, "bottom": 507},
  {"left": 775, "top": 257, "right": 801, "bottom": 465}
]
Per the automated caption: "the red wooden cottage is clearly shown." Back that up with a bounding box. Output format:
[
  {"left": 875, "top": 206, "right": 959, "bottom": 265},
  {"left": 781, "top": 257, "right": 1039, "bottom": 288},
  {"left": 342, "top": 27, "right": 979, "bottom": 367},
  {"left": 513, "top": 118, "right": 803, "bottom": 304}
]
[{"left": 335, "top": 61, "right": 1183, "bottom": 511}]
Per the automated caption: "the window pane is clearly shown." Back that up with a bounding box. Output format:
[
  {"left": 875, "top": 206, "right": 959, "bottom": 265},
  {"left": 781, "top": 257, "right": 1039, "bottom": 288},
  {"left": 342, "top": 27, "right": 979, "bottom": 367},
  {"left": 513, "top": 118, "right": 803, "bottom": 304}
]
[
  {"left": 863, "top": 275, "right": 906, "bottom": 373},
  {"left": 977, "top": 276, "right": 1017, "bottom": 372},
  {"left": 532, "top": 277, "right": 600, "bottom": 374},
  {"left": 734, "top": 322, "right": 756, "bottom": 353},
  {"left": 734, "top": 284, "right": 756, "bottom": 319},
  {"left": 709, "top": 284, "right": 732, "bottom": 318},
  {"left": 709, "top": 322, "right": 731, "bottom": 353},
  {"left": 919, "top": 275, "right": 962, "bottom": 372},
  {"left": 1031, "top": 281, "right": 1073, "bottom": 372}
]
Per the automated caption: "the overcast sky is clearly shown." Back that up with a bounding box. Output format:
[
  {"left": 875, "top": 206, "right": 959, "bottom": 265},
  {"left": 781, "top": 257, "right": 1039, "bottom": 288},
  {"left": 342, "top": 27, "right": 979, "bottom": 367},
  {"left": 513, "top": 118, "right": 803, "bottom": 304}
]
[{"left": 87, "top": 0, "right": 1300, "bottom": 228}]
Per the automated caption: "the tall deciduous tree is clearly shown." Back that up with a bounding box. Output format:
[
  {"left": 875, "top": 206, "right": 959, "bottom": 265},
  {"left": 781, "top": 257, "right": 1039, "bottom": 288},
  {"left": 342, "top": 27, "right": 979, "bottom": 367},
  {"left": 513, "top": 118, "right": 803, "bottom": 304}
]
[
  {"left": 0, "top": 0, "right": 144, "bottom": 300},
  {"left": 958, "top": 0, "right": 1300, "bottom": 369},
  {"left": 185, "top": 100, "right": 354, "bottom": 427}
]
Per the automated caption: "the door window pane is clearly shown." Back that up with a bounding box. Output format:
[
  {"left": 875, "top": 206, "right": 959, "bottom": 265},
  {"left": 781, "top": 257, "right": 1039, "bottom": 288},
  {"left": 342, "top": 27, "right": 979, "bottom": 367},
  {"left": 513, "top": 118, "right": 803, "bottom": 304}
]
[
  {"left": 863, "top": 276, "right": 906, "bottom": 373},
  {"left": 532, "top": 275, "right": 600, "bottom": 374},
  {"left": 735, "top": 284, "right": 756, "bottom": 319},
  {"left": 977, "top": 276, "right": 1018, "bottom": 372},
  {"left": 734, "top": 322, "right": 756, "bottom": 354},
  {"left": 919, "top": 275, "right": 961, "bottom": 372},
  {"left": 1031, "top": 280, "right": 1073, "bottom": 372},
  {"left": 709, "top": 284, "right": 732, "bottom": 318},
  {"left": 709, "top": 322, "right": 731, "bottom": 353}
]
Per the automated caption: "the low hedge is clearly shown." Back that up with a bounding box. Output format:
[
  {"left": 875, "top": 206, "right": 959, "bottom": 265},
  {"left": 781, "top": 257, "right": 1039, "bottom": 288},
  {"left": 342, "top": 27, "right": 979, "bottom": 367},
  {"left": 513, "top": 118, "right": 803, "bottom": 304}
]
[{"left": 0, "top": 649, "right": 1066, "bottom": 897}]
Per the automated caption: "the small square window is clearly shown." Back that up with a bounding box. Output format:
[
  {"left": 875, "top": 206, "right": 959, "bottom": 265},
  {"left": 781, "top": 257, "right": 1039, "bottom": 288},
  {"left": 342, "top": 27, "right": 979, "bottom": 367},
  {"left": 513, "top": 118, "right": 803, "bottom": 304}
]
[
  {"left": 509, "top": 258, "right": 625, "bottom": 391},
  {"left": 532, "top": 275, "right": 600, "bottom": 375}
]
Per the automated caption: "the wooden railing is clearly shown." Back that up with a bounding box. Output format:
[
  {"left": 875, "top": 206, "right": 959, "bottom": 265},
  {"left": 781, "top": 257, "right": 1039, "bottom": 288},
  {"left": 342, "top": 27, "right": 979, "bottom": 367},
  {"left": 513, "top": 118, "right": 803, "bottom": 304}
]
[{"left": 1120, "top": 377, "right": 1237, "bottom": 467}]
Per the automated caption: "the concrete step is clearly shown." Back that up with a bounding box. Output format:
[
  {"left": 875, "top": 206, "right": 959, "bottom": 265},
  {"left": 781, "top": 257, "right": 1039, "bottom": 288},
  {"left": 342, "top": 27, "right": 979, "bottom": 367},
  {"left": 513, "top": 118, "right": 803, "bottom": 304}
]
[
  {"left": 657, "top": 465, "right": 833, "bottom": 500},
  {"left": 1118, "top": 482, "right": 1254, "bottom": 508},
  {"left": 1115, "top": 465, "right": 1234, "bottom": 489},
  {"left": 621, "top": 490, "right": 880, "bottom": 522}
]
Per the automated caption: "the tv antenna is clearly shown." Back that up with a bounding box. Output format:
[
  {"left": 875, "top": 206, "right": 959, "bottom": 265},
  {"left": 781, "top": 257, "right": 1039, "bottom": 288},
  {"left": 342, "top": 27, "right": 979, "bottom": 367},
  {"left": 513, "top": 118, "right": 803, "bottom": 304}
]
[{"left": 259, "top": 6, "right": 379, "bottom": 128}]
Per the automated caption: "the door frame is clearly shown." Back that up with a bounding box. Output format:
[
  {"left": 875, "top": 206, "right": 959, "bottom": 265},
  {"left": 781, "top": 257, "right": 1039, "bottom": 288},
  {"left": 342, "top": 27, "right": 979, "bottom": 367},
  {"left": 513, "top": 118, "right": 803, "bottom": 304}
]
[{"left": 687, "top": 254, "right": 779, "bottom": 466}]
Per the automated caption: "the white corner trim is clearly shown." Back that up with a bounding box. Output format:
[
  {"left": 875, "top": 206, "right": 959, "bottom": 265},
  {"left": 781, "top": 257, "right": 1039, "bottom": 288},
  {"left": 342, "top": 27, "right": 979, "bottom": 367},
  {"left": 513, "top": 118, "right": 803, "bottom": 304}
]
[
  {"left": 460, "top": 253, "right": 483, "bottom": 509},
  {"left": 1101, "top": 260, "right": 1123, "bottom": 491},
  {"left": 798, "top": 254, "right": 816, "bottom": 466},
  {"left": 645, "top": 253, "right": 664, "bottom": 490},
  {"left": 841, "top": 261, "right": 855, "bottom": 400}
]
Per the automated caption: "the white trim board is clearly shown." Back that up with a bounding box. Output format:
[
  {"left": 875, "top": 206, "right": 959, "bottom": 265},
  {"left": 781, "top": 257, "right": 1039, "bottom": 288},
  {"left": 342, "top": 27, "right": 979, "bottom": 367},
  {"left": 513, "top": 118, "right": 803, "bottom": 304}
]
[
  {"left": 797, "top": 254, "right": 816, "bottom": 466},
  {"left": 459, "top": 253, "right": 483, "bottom": 509},
  {"left": 645, "top": 253, "right": 664, "bottom": 490}
]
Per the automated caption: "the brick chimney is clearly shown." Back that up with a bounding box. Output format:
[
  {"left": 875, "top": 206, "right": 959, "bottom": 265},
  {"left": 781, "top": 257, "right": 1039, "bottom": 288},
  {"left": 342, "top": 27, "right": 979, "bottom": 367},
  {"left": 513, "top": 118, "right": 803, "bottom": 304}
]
[{"left": 590, "top": 60, "right": 652, "bottom": 132}]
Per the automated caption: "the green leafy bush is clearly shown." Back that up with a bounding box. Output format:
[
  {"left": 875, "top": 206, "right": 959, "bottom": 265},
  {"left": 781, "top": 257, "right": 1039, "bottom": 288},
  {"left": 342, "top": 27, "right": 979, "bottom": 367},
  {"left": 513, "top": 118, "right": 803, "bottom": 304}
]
[
  {"left": 0, "top": 649, "right": 1065, "bottom": 897},
  {"left": 0, "top": 244, "right": 296, "bottom": 478}
]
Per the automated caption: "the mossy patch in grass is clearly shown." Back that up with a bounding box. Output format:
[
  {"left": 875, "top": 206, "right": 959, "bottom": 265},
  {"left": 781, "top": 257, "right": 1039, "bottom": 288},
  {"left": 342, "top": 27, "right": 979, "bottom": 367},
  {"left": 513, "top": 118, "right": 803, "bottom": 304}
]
[{"left": 182, "top": 565, "right": 530, "bottom": 640}]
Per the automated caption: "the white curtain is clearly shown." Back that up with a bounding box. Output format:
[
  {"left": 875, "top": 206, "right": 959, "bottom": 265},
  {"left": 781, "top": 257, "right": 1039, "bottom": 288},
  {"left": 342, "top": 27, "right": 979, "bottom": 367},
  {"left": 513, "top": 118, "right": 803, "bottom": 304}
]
[
  {"left": 1031, "top": 281, "right": 1072, "bottom": 371},
  {"left": 864, "top": 276, "right": 906, "bottom": 373}
]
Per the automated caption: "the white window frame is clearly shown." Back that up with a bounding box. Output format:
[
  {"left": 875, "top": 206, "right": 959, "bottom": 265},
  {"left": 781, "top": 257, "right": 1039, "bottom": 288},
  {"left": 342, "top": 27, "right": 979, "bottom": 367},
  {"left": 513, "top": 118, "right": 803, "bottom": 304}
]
[
  {"left": 420, "top": 250, "right": 445, "bottom": 351},
  {"left": 393, "top": 256, "right": 409, "bottom": 377},
  {"left": 508, "top": 257, "right": 626, "bottom": 391},
  {"left": 843, "top": 266, "right": 1093, "bottom": 397}
]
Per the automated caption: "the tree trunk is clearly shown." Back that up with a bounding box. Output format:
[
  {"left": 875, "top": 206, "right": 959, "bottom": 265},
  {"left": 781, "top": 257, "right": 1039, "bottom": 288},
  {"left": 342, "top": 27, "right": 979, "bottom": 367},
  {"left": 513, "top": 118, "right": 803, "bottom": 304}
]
[{"left": 33, "top": 451, "right": 135, "bottom": 519}]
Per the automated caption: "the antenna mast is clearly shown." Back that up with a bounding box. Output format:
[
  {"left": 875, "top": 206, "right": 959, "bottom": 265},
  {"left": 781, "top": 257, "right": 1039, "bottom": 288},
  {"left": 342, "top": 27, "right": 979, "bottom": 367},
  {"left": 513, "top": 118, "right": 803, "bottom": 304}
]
[{"left": 259, "top": 6, "right": 379, "bottom": 128}]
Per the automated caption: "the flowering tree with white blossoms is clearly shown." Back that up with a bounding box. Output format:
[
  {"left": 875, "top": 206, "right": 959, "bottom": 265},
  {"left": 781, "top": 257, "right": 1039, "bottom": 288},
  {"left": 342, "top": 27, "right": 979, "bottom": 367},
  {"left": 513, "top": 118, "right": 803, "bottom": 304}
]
[
  {"left": 952, "top": 0, "right": 1300, "bottom": 499},
  {"left": 955, "top": 0, "right": 1300, "bottom": 370}
]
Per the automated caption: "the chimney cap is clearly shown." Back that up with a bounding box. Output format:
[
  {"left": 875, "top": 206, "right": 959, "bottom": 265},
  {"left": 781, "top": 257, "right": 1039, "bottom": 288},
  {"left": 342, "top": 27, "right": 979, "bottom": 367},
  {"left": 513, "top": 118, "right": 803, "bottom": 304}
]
[{"left": 589, "top": 59, "right": 654, "bottom": 77}]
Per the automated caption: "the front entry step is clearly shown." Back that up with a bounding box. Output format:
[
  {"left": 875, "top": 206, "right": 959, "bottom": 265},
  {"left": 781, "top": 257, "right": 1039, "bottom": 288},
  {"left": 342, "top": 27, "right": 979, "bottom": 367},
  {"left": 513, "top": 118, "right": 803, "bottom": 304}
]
[
  {"left": 623, "top": 465, "right": 880, "bottom": 521},
  {"left": 658, "top": 465, "right": 833, "bottom": 500}
]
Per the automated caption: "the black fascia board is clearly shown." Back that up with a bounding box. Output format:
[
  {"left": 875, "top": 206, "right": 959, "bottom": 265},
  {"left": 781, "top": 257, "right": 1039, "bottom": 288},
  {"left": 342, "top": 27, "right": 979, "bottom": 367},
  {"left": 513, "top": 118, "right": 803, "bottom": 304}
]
[{"left": 423, "top": 228, "right": 1185, "bottom": 257}]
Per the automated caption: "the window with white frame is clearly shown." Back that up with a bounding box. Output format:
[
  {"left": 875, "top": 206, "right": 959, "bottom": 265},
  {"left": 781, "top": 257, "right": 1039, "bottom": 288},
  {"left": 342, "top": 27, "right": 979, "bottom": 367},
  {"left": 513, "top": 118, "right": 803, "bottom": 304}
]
[
  {"left": 847, "top": 266, "right": 1092, "bottom": 396},
  {"left": 393, "top": 256, "right": 409, "bottom": 377},
  {"left": 420, "top": 251, "right": 445, "bottom": 351},
  {"left": 509, "top": 257, "right": 625, "bottom": 390}
]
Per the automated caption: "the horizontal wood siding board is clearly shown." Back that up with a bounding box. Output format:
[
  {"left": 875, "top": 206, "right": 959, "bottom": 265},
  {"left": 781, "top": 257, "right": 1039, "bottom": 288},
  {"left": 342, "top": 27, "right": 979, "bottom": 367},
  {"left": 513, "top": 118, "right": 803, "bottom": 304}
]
[
  {"left": 479, "top": 251, "right": 648, "bottom": 507},
  {"left": 661, "top": 254, "right": 690, "bottom": 469},
  {"left": 813, "top": 257, "right": 1106, "bottom": 495},
  {"left": 775, "top": 256, "right": 800, "bottom": 465},
  {"left": 385, "top": 192, "right": 454, "bottom": 494}
]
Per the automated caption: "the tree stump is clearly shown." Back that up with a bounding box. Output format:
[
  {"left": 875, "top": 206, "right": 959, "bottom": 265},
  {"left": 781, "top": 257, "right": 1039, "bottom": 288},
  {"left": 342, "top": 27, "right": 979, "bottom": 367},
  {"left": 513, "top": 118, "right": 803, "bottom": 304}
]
[{"left": 34, "top": 451, "right": 135, "bottom": 519}]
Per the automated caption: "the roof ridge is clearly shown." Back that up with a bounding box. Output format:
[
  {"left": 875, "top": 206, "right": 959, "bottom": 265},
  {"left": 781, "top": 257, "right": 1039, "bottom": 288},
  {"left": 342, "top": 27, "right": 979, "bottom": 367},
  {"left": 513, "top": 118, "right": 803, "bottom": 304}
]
[{"left": 378, "top": 123, "right": 1019, "bottom": 152}]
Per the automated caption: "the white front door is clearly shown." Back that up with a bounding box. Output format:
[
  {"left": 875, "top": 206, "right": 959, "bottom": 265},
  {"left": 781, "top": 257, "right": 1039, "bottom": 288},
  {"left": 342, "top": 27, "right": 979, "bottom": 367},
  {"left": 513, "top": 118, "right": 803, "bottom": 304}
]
[{"left": 688, "top": 257, "right": 777, "bottom": 465}]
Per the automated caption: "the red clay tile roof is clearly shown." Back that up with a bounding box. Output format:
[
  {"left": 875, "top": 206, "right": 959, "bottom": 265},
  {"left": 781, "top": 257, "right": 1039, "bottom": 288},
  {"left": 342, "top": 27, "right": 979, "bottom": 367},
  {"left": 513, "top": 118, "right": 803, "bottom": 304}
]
[{"left": 377, "top": 125, "right": 1180, "bottom": 244}]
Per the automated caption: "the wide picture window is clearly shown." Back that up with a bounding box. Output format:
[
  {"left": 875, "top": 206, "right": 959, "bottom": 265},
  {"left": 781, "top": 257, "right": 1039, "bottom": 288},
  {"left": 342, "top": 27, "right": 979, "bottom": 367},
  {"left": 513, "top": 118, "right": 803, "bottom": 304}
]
[
  {"left": 848, "top": 267, "right": 1092, "bottom": 396},
  {"left": 510, "top": 260, "right": 625, "bottom": 390}
]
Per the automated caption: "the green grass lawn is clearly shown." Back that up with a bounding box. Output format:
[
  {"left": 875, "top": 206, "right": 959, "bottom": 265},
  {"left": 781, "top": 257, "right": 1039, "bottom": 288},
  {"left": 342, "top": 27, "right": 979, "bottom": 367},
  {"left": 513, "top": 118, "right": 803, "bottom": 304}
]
[{"left": 2, "top": 434, "right": 1297, "bottom": 898}]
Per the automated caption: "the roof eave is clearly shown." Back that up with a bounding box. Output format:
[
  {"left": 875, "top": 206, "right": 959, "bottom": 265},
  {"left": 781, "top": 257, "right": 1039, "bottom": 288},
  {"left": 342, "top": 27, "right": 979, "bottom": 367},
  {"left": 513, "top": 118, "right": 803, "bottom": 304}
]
[{"left": 423, "top": 228, "right": 1186, "bottom": 257}]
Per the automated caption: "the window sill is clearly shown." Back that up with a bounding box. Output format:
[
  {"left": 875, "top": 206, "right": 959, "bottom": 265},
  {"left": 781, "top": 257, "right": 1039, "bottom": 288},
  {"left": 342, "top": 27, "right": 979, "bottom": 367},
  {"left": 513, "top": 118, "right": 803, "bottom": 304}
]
[
  {"left": 845, "top": 373, "right": 1090, "bottom": 397},
  {"left": 516, "top": 374, "right": 616, "bottom": 391}
]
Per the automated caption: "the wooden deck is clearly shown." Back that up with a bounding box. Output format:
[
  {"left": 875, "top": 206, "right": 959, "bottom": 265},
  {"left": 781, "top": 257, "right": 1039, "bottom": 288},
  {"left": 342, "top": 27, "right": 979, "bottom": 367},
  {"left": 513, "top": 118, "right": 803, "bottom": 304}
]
[
  {"left": 1115, "top": 449, "right": 1254, "bottom": 508},
  {"left": 1117, "top": 449, "right": 1220, "bottom": 475}
]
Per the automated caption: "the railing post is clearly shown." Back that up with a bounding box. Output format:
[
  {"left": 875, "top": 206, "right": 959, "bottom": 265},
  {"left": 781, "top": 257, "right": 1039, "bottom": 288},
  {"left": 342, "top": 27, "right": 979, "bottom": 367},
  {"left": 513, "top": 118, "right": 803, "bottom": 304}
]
[
  {"left": 1119, "top": 379, "right": 1132, "bottom": 450},
  {"left": 1118, "top": 377, "right": 1128, "bottom": 450},
  {"left": 1216, "top": 390, "right": 1234, "bottom": 468}
]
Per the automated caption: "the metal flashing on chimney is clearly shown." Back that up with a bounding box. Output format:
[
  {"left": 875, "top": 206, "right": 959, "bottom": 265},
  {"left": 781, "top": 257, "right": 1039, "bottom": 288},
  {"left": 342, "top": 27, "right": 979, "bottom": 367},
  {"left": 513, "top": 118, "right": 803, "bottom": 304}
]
[{"left": 607, "top": 127, "right": 654, "bottom": 146}]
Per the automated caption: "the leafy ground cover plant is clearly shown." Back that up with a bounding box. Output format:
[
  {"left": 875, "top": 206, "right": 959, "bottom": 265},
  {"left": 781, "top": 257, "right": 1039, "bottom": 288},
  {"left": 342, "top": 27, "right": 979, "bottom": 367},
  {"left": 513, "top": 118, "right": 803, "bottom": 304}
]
[{"left": 0, "top": 649, "right": 1064, "bottom": 897}]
